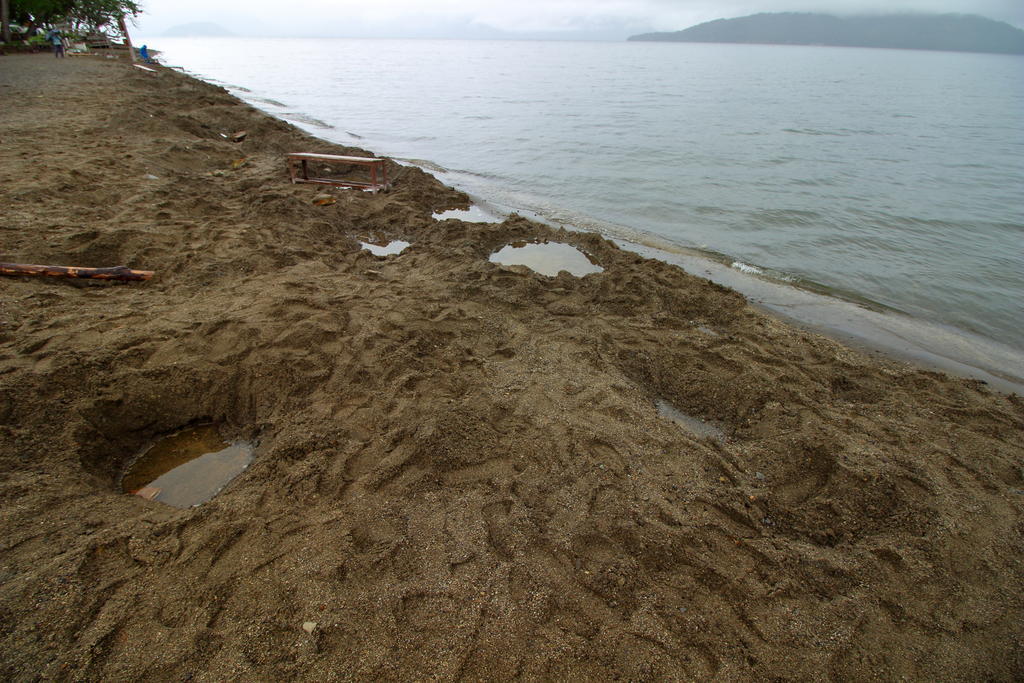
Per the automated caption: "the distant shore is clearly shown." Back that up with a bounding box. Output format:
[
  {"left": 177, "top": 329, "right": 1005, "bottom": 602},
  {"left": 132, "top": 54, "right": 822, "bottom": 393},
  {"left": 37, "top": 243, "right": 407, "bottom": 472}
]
[
  {"left": 629, "top": 12, "right": 1024, "bottom": 55},
  {"left": 2, "top": 53, "right": 1023, "bottom": 680}
]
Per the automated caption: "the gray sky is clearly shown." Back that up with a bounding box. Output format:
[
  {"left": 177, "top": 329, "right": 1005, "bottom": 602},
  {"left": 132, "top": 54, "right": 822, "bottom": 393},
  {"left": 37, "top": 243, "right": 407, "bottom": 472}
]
[{"left": 134, "top": 0, "right": 1024, "bottom": 39}]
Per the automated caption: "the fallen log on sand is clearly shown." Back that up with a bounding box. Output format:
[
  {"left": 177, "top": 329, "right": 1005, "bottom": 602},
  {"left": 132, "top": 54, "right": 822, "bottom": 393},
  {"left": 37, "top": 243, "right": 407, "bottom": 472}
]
[{"left": 0, "top": 263, "right": 154, "bottom": 281}]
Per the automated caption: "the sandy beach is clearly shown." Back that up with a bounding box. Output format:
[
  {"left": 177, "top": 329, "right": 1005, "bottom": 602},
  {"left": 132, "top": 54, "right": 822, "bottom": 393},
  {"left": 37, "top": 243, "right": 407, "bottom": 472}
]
[{"left": 1, "top": 53, "right": 1022, "bottom": 680}]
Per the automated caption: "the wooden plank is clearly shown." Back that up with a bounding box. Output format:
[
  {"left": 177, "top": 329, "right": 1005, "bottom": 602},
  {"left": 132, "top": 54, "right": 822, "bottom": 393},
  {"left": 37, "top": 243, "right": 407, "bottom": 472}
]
[
  {"left": 286, "top": 153, "right": 382, "bottom": 163},
  {"left": 0, "top": 263, "right": 154, "bottom": 281},
  {"left": 293, "top": 178, "right": 379, "bottom": 188}
]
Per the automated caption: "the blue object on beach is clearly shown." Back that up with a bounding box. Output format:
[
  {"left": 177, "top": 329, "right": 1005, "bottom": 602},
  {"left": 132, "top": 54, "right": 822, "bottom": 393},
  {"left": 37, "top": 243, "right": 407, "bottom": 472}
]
[{"left": 140, "top": 44, "right": 151, "bottom": 63}]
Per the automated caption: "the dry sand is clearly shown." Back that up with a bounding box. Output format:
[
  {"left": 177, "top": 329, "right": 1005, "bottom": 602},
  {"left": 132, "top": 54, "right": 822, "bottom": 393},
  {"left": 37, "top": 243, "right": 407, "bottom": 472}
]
[{"left": 1, "top": 54, "right": 1022, "bottom": 680}]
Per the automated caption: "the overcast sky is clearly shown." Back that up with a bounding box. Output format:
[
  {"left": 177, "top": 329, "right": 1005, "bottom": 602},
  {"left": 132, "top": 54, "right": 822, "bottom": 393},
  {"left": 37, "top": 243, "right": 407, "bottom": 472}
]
[{"left": 134, "top": 0, "right": 1024, "bottom": 39}]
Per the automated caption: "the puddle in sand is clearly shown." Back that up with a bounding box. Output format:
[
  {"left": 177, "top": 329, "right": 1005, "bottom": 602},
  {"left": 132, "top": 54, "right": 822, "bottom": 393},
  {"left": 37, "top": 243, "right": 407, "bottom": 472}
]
[
  {"left": 490, "top": 241, "right": 603, "bottom": 277},
  {"left": 360, "top": 240, "right": 411, "bottom": 256},
  {"left": 433, "top": 205, "right": 503, "bottom": 223},
  {"left": 656, "top": 400, "right": 726, "bottom": 442},
  {"left": 122, "top": 426, "right": 254, "bottom": 508}
]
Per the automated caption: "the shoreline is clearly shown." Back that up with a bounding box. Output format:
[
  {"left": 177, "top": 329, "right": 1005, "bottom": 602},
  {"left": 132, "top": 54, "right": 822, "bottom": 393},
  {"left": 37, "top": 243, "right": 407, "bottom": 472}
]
[
  {"left": 2, "top": 54, "right": 1023, "bottom": 680},
  {"left": 433, "top": 190, "right": 1024, "bottom": 396},
  {"left": 421, "top": 185, "right": 1024, "bottom": 396},
  {"left": 186, "top": 63, "right": 1024, "bottom": 396},
  {"left": 622, "top": 240, "right": 1024, "bottom": 396}
]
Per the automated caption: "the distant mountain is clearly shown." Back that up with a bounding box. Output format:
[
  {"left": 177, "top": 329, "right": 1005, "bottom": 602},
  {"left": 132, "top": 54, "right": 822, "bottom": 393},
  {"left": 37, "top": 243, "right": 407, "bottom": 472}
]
[
  {"left": 628, "top": 13, "right": 1024, "bottom": 55},
  {"left": 162, "top": 22, "right": 234, "bottom": 38}
]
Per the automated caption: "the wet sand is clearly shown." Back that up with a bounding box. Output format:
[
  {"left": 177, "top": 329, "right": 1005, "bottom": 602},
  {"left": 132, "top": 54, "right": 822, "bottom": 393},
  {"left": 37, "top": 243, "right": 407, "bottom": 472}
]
[
  {"left": 1, "top": 54, "right": 1023, "bottom": 680},
  {"left": 619, "top": 241, "right": 1024, "bottom": 396}
]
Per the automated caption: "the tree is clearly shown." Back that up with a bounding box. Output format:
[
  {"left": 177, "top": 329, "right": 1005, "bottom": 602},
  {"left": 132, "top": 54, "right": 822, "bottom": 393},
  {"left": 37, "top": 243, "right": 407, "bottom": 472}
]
[
  {"left": 9, "top": 0, "right": 139, "bottom": 34},
  {"left": 10, "top": 0, "right": 75, "bottom": 26},
  {"left": 65, "top": 0, "right": 139, "bottom": 33}
]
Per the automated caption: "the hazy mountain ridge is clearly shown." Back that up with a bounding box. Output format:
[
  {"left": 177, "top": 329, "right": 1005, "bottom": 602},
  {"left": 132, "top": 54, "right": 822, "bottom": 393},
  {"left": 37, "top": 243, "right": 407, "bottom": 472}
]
[{"left": 629, "top": 13, "right": 1024, "bottom": 55}]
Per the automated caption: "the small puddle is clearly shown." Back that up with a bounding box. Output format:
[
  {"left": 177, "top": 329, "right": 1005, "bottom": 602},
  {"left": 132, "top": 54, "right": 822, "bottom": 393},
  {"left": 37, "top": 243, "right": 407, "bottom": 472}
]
[
  {"left": 656, "top": 400, "right": 726, "bottom": 442},
  {"left": 360, "top": 240, "right": 410, "bottom": 256},
  {"left": 433, "top": 205, "right": 503, "bottom": 223},
  {"left": 489, "top": 241, "right": 603, "bottom": 277},
  {"left": 122, "top": 425, "right": 254, "bottom": 508}
]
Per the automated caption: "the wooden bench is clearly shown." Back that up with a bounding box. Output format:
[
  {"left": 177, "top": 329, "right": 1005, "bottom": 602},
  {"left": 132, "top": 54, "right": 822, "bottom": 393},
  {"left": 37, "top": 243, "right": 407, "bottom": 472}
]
[
  {"left": 286, "top": 153, "right": 391, "bottom": 193},
  {"left": 85, "top": 34, "right": 113, "bottom": 49}
]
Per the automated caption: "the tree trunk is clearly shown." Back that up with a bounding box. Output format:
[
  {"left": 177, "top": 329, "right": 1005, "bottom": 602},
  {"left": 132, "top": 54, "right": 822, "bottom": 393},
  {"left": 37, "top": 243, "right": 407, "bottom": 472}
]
[
  {"left": 117, "top": 14, "right": 136, "bottom": 62},
  {"left": 0, "top": 263, "right": 154, "bottom": 281},
  {"left": 2, "top": 0, "right": 11, "bottom": 45}
]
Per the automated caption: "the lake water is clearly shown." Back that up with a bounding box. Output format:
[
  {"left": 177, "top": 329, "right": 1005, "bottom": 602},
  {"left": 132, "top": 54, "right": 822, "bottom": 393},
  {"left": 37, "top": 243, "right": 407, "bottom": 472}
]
[{"left": 148, "top": 37, "right": 1024, "bottom": 378}]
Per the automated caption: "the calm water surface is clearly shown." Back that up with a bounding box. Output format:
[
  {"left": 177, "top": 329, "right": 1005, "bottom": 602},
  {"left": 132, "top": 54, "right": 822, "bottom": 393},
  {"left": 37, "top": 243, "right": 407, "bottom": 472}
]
[{"left": 151, "top": 38, "right": 1024, "bottom": 353}]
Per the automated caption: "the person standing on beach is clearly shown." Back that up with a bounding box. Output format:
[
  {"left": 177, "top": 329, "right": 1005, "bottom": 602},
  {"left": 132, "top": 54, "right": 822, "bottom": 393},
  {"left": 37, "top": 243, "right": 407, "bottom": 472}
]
[{"left": 47, "top": 29, "right": 65, "bottom": 58}]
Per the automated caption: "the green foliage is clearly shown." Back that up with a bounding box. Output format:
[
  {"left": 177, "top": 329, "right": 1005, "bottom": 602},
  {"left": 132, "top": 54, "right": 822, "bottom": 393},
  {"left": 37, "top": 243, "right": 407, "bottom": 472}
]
[
  {"left": 11, "top": 0, "right": 76, "bottom": 25},
  {"left": 67, "top": 0, "right": 140, "bottom": 29},
  {"left": 11, "top": 0, "right": 140, "bottom": 30}
]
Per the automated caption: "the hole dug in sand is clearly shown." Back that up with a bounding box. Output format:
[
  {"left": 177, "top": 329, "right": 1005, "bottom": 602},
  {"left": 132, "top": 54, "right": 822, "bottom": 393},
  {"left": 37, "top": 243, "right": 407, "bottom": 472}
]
[
  {"left": 121, "top": 425, "right": 254, "bottom": 508},
  {"left": 656, "top": 400, "right": 727, "bottom": 442},
  {"left": 360, "top": 239, "right": 411, "bottom": 256},
  {"left": 489, "top": 241, "right": 604, "bottom": 277}
]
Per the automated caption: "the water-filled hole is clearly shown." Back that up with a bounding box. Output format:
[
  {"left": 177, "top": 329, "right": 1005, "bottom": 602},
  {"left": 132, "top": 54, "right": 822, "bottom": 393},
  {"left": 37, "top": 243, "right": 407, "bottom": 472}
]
[
  {"left": 656, "top": 400, "right": 726, "bottom": 442},
  {"left": 121, "top": 425, "right": 254, "bottom": 508},
  {"left": 489, "top": 241, "right": 603, "bottom": 277},
  {"left": 432, "top": 205, "right": 503, "bottom": 223},
  {"left": 360, "top": 240, "right": 411, "bottom": 256}
]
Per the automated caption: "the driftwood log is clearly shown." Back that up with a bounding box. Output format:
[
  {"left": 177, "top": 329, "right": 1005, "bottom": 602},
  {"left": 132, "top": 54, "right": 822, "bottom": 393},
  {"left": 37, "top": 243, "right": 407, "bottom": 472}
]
[{"left": 0, "top": 263, "right": 154, "bottom": 281}]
